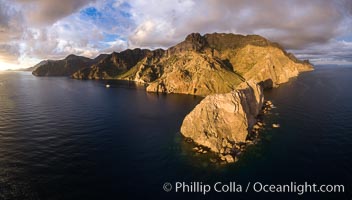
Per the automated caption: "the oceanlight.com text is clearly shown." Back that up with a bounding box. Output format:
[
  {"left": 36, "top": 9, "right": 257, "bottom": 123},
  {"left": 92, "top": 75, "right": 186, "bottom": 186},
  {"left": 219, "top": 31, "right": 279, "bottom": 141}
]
[{"left": 163, "top": 181, "right": 345, "bottom": 195}]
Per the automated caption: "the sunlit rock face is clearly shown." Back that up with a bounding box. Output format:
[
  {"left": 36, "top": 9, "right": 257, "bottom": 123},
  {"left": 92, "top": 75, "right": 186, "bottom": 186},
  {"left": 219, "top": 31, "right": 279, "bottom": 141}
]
[
  {"left": 143, "top": 32, "right": 313, "bottom": 96},
  {"left": 180, "top": 81, "right": 264, "bottom": 153},
  {"left": 177, "top": 33, "right": 313, "bottom": 156}
]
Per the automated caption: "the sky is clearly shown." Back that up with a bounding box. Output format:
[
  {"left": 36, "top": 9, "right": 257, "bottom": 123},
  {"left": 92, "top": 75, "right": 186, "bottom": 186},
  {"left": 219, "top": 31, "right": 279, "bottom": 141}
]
[{"left": 0, "top": 0, "right": 351, "bottom": 70}]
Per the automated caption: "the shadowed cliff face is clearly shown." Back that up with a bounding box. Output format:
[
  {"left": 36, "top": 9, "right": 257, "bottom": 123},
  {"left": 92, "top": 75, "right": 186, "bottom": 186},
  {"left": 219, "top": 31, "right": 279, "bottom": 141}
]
[
  {"left": 72, "top": 49, "right": 165, "bottom": 80},
  {"left": 32, "top": 55, "right": 94, "bottom": 76}
]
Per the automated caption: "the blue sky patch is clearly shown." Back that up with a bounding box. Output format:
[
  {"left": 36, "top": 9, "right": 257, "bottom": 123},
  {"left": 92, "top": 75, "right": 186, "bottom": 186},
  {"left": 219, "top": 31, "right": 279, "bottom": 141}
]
[
  {"left": 103, "top": 33, "right": 126, "bottom": 42},
  {"left": 336, "top": 35, "right": 352, "bottom": 42},
  {"left": 80, "top": 7, "right": 102, "bottom": 19}
]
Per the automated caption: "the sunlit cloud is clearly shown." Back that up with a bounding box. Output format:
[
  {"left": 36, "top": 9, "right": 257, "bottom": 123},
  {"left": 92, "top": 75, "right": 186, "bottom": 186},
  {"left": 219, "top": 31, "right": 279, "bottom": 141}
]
[{"left": 0, "top": 0, "right": 351, "bottom": 70}]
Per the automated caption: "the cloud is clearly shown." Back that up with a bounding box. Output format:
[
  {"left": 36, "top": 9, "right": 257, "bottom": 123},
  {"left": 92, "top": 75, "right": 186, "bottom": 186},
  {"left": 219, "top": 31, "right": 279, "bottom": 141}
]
[
  {"left": 0, "top": 0, "right": 24, "bottom": 67},
  {"left": 0, "top": 0, "right": 23, "bottom": 41},
  {"left": 292, "top": 39, "right": 352, "bottom": 65},
  {"left": 128, "top": 0, "right": 196, "bottom": 48},
  {"left": 0, "top": 0, "right": 352, "bottom": 69},
  {"left": 0, "top": 44, "right": 20, "bottom": 64},
  {"left": 18, "top": 18, "right": 103, "bottom": 60},
  {"left": 15, "top": 0, "right": 96, "bottom": 26},
  {"left": 0, "top": 0, "right": 133, "bottom": 68},
  {"left": 128, "top": 0, "right": 348, "bottom": 50}
]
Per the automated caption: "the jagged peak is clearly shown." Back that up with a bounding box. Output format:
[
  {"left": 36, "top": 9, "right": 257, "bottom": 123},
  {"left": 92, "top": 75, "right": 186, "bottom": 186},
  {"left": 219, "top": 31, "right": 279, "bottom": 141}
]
[
  {"left": 167, "top": 32, "right": 275, "bottom": 55},
  {"left": 185, "top": 32, "right": 203, "bottom": 42}
]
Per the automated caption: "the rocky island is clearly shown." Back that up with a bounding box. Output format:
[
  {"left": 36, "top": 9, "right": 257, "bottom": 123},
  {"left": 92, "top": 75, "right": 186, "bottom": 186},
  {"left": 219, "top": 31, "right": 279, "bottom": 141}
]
[{"left": 32, "top": 32, "right": 313, "bottom": 163}]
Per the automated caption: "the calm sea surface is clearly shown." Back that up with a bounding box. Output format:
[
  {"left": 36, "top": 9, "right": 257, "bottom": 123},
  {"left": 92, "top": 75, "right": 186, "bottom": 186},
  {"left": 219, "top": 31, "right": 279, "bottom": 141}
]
[{"left": 0, "top": 65, "right": 351, "bottom": 200}]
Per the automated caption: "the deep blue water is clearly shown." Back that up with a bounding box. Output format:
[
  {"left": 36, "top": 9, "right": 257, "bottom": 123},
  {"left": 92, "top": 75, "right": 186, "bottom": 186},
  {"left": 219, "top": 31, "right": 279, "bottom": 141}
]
[{"left": 0, "top": 66, "right": 351, "bottom": 200}]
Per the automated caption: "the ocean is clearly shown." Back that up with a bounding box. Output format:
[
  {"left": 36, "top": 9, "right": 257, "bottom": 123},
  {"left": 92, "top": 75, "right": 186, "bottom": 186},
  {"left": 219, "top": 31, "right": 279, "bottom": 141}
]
[{"left": 0, "top": 65, "right": 351, "bottom": 199}]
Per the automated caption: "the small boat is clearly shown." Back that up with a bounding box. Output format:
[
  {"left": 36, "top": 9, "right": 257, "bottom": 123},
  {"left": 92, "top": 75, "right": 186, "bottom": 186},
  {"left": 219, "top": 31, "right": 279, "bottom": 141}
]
[
  {"left": 105, "top": 84, "right": 110, "bottom": 88},
  {"left": 272, "top": 123, "right": 280, "bottom": 128}
]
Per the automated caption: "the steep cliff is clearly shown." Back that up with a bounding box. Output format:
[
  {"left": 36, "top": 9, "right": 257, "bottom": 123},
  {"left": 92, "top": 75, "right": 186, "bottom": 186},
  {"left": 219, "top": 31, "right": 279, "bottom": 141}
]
[
  {"left": 178, "top": 33, "right": 313, "bottom": 162},
  {"left": 229, "top": 45, "right": 313, "bottom": 88},
  {"left": 141, "top": 33, "right": 313, "bottom": 95},
  {"left": 181, "top": 81, "right": 264, "bottom": 153}
]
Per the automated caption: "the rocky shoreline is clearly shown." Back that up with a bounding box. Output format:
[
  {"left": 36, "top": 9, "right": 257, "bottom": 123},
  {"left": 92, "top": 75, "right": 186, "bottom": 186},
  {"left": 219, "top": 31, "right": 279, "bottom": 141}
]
[{"left": 184, "top": 99, "right": 277, "bottom": 164}]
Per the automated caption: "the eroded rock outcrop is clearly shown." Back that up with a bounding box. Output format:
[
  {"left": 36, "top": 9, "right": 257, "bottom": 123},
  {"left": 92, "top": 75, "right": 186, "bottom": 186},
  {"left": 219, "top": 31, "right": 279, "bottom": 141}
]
[{"left": 180, "top": 81, "right": 264, "bottom": 153}]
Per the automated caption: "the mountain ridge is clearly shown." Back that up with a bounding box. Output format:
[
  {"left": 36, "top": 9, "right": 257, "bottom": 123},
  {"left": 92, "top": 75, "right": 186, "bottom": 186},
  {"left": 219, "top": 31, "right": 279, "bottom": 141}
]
[
  {"left": 32, "top": 32, "right": 313, "bottom": 96},
  {"left": 32, "top": 54, "right": 94, "bottom": 76},
  {"left": 31, "top": 32, "right": 314, "bottom": 163}
]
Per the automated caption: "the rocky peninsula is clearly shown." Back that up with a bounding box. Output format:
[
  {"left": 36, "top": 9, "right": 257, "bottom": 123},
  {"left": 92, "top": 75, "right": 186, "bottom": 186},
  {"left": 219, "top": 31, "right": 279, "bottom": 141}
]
[{"left": 32, "top": 32, "right": 313, "bottom": 163}]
